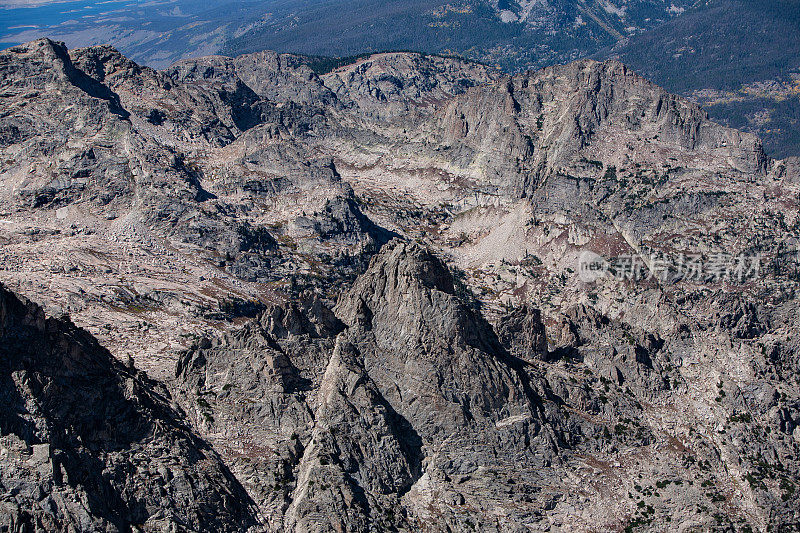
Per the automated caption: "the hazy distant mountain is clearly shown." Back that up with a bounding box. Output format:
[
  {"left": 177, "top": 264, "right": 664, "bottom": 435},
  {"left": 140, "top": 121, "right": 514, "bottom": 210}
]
[
  {"left": 0, "top": 0, "right": 269, "bottom": 67},
  {"left": 1, "top": 0, "right": 694, "bottom": 70},
  {"left": 222, "top": 0, "right": 697, "bottom": 71}
]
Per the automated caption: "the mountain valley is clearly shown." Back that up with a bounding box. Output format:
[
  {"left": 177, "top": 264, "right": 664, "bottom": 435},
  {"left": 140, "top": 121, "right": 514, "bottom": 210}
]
[{"left": 0, "top": 38, "right": 799, "bottom": 531}]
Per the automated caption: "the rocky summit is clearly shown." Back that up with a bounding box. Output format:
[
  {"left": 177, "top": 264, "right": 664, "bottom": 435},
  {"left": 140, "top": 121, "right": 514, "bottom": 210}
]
[{"left": 0, "top": 38, "right": 799, "bottom": 532}]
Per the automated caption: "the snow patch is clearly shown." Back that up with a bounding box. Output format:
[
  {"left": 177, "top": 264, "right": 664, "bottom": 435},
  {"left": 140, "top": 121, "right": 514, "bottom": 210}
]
[
  {"left": 496, "top": 414, "right": 532, "bottom": 428},
  {"left": 499, "top": 9, "right": 518, "bottom": 23},
  {"left": 602, "top": 2, "right": 626, "bottom": 17}
]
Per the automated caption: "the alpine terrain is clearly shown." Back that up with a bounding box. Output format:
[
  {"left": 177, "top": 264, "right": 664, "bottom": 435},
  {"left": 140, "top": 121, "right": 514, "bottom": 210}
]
[{"left": 0, "top": 38, "right": 799, "bottom": 531}]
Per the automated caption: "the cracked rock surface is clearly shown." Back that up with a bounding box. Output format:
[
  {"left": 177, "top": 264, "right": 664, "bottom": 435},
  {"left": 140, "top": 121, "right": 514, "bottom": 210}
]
[
  {"left": 0, "top": 284, "right": 258, "bottom": 532},
  {"left": 1, "top": 38, "right": 799, "bottom": 531}
]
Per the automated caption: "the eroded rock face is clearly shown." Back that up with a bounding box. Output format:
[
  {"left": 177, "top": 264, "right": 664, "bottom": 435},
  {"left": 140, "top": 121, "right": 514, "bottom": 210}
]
[
  {"left": 171, "top": 239, "right": 800, "bottom": 532},
  {"left": 1, "top": 38, "right": 799, "bottom": 532},
  {"left": 437, "top": 59, "right": 769, "bottom": 197},
  {"left": 321, "top": 52, "right": 500, "bottom": 121},
  {"left": 496, "top": 305, "right": 548, "bottom": 361},
  {"left": 175, "top": 240, "right": 562, "bottom": 531},
  {"left": 333, "top": 242, "right": 539, "bottom": 438},
  {"left": 0, "top": 284, "right": 257, "bottom": 532},
  {"left": 174, "top": 296, "right": 342, "bottom": 526},
  {"left": 0, "top": 39, "right": 397, "bottom": 376}
]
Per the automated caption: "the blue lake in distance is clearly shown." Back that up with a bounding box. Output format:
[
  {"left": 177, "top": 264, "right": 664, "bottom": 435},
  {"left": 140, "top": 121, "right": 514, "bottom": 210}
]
[{"left": 0, "top": 0, "right": 132, "bottom": 47}]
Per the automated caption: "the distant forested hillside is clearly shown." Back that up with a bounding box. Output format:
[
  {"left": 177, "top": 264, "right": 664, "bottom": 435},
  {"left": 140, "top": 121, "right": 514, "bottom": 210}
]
[
  {"left": 220, "top": 0, "right": 693, "bottom": 72},
  {"left": 601, "top": 0, "right": 800, "bottom": 157}
]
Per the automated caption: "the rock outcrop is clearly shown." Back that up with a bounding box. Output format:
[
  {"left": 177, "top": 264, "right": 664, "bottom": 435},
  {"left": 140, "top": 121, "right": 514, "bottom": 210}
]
[
  {"left": 175, "top": 241, "right": 564, "bottom": 531},
  {"left": 0, "top": 38, "right": 799, "bottom": 531},
  {"left": 0, "top": 284, "right": 257, "bottom": 532}
]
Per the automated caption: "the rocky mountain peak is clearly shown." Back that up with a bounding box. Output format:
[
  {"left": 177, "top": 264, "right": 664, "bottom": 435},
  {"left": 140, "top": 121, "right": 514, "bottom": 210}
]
[
  {"left": 332, "top": 239, "right": 542, "bottom": 438},
  {"left": 438, "top": 57, "right": 769, "bottom": 199},
  {"left": 335, "top": 240, "right": 456, "bottom": 324},
  {"left": 68, "top": 43, "right": 146, "bottom": 85},
  {"left": 1, "top": 39, "right": 798, "bottom": 531}
]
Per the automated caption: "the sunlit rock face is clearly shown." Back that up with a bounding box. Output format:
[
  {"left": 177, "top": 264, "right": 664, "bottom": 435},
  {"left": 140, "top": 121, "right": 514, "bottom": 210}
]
[{"left": 0, "top": 38, "right": 799, "bottom": 531}]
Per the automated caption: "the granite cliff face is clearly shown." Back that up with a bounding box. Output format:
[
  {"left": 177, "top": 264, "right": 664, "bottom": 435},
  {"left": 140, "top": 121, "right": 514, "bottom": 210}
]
[
  {"left": 1, "top": 38, "right": 799, "bottom": 531},
  {"left": 0, "top": 284, "right": 257, "bottom": 532}
]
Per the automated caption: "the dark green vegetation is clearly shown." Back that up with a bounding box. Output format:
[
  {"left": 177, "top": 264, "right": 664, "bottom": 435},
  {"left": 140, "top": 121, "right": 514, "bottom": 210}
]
[
  {"left": 707, "top": 97, "right": 800, "bottom": 159},
  {"left": 602, "top": 0, "right": 800, "bottom": 93},
  {"left": 600, "top": 0, "right": 800, "bottom": 157},
  {"left": 221, "top": 0, "right": 691, "bottom": 72}
]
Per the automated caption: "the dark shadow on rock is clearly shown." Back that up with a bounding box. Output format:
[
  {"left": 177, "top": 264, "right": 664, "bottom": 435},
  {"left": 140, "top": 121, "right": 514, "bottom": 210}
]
[
  {"left": 48, "top": 40, "right": 130, "bottom": 119},
  {"left": 0, "top": 283, "right": 259, "bottom": 531}
]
